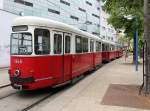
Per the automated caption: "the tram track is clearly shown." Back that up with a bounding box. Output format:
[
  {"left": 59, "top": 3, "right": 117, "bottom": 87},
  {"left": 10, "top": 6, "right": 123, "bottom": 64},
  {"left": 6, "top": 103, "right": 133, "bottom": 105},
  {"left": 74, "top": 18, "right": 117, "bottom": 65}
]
[
  {"left": 20, "top": 85, "right": 71, "bottom": 111},
  {"left": 0, "top": 84, "right": 11, "bottom": 89},
  {"left": 0, "top": 92, "right": 17, "bottom": 100},
  {"left": 0, "top": 67, "right": 9, "bottom": 71},
  {"left": 0, "top": 84, "right": 18, "bottom": 101},
  {"left": 21, "top": 92, "right": 55, "bottom": 111}
]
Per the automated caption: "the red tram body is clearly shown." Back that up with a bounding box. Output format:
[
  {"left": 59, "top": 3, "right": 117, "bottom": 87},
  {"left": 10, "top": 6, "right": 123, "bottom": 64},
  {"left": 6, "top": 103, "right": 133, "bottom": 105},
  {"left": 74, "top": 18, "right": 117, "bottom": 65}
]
[
  {"left": 10, "top": 53, "right": 102, "bottom": 90},
  {"left": 9, "top": 17, "right": 122, "bottom": 90},
  {"left": 102, "top": 41, "right": 123, "bottom": 62}
]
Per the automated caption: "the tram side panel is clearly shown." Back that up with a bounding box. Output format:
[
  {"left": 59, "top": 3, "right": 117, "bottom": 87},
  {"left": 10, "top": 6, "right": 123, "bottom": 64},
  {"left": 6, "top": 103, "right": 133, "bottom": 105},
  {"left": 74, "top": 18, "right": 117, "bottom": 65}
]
[
  {"left": 71, "top": 53, "right": 94, "bottom": 78},
  {"left": 10, "top": 56, "right": 65, "bottom": 90},
  {"left": 94, "top": 52, "right": 102, "bottom": 66},
  {"left": 63, "top": 54, "right": 72, "bottom": 81},
  {"left": 102, "top": 51, "right": 110, "bottom": 62}
]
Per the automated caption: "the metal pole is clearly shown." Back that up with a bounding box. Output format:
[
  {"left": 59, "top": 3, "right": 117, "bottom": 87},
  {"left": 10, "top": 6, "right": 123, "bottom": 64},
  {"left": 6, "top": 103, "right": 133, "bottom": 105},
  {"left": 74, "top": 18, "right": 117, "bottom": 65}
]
[{"left": 136, "top": 29, "right": 138, "bottom": 71}]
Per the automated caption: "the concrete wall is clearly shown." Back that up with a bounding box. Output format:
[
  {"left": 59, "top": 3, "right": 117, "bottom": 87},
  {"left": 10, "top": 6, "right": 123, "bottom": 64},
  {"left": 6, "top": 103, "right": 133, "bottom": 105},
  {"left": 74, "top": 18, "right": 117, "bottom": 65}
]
[
  {"left": 0, "top": 10, "right": 18, "bottom": 67},
  {"left": 3, "top": 0, "right": 100, "bottom": 35},
  {"left": 0, "top": 0, "right": 4, "bottom": 9}
]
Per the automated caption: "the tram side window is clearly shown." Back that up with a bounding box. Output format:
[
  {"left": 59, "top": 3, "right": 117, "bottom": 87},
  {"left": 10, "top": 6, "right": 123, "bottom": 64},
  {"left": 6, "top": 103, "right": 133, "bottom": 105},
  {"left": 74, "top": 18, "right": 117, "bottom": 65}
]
[
  {"left": 83, "top": 37, "right": 88, "bottom": 52},
  {"left": 96, "top": 41, "right": 101, "bottom": 52},
  {"left": 102, "top": 44, "right": 105, "bottom": 51},
  {"left": 76, "top": 36, "right": 82, "bottom": 53},
  {"left": 34, "top": 29, "right": 50, "bottom": 55},
  {"left": 106, "top": 44, "right": 109, "bottom": 51},
  {"left": 110, "top": 45, "right": 113, "bottom": 51},
  {"left": 65, "top": 36, "right": 71, "bottom": 53},
  {"left": 90, "top": 40, "right": 94, "bottom": 52},
  {"left": 54, "top": 34, "right": 62, "bottom": 54}
]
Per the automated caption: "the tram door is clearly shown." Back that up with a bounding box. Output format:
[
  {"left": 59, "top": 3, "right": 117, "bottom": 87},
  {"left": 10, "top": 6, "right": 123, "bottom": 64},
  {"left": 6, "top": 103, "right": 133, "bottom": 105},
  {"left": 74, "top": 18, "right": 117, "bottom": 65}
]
[
  {"left": 102, "top": 43, "right": 105, "bottom": 51},
  {"left": 53, "top": 31, "right": 64, "bottom": 83},
  {"left": 63, "top": 33, "right": 72, "bottom": 82}
]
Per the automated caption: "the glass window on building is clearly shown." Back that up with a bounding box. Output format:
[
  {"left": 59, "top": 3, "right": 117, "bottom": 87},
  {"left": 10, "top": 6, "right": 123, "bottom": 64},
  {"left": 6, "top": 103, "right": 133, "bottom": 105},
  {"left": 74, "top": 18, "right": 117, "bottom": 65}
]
[
  {"left": 92, "top": 13, "right": 100, "bottom": 19},
  {"left": 48, "top": 8, "right": 60, "bottom": 15},
  {"left": 60, "top": 0, "right": 70, "bottom": 6},
  {"left": 14, "top": 0, "right": 33, "bottom": 7},
  {"left": 70, "top": 15, "right": 79, "bottom": 21},
  {"left": 86, "top": 1, "right": 92, "bottom": 6},
  {"left": 54, "top": 34, "right": 62, "bottom": 54},
  {"left": 78, "top": 7, "right": 86, "bottom": 12},
  {"left": 34, "top": 29, "right": 50, "bottom": 55}
]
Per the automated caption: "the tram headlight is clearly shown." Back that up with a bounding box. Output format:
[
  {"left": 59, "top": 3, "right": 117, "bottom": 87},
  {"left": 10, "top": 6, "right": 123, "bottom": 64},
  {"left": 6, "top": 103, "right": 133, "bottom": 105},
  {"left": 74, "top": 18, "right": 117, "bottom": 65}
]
[{"left": 14, "top": 69, "right": 21, "bottom": 77}]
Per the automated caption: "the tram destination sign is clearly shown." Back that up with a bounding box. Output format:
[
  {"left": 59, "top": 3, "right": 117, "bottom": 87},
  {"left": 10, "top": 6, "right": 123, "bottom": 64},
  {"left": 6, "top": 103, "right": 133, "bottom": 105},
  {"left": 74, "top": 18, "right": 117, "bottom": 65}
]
[{"left": 12, "top": 25, "right": 28, "bottom": 32}]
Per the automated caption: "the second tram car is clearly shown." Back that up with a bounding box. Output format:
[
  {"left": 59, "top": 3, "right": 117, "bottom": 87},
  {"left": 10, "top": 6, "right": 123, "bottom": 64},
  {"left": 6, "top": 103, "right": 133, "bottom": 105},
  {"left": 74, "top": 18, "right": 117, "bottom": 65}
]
[{"left": 9, "top": 16, "right": 103, "bottom": 90}]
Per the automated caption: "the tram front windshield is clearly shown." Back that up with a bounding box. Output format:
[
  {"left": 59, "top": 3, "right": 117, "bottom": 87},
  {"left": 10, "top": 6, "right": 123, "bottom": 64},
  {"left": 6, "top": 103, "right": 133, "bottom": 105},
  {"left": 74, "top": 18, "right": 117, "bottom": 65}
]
[{"left": 11, "top": 33, "right": 32, "bottom": 55}]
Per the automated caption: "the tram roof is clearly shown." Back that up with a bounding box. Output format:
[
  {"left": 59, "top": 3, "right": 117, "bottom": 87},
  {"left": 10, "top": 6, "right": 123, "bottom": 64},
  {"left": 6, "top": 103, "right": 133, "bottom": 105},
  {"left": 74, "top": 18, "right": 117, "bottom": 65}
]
[{"left": 12, "top": 16, "right": 102, "bottom": 41}]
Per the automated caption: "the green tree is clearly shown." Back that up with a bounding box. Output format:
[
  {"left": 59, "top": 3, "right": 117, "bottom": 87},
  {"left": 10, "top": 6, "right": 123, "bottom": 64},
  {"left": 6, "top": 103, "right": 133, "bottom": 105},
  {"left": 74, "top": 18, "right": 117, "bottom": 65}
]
[{"left": 102, "top": 0, "right": 144, "bottom": 61}]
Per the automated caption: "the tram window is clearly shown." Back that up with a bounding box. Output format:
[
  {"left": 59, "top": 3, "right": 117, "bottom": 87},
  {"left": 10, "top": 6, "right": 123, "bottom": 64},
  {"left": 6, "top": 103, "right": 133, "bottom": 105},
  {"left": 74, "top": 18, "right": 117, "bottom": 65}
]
[
  {"left": 83, "top": 37, "right": 88, "bottom": 52},
  {"left": 96, "top": 41, "right": 101, "bottom": 51},
  {"left": 11, "top": 33, "right": 32, "bottom": 55},
  {"left": 65, "top": 36, "right": 71, "bottom": 53},
  {"left": 34, "top": 29, "right": 50, "bottom": 55},
  {"left": 102, "top": 44, "right": 105, "bottom": 51},
  {"left": 75, "top": 36, "right": 82, "bottom": 53},
  {"left": 90, "top": 40, "right": 94, "bottom": 52},
  {"left": 54, "top": 34, "right": 62, "bottom": 54},
  {"left": 110, "top": 46, "right": 112, "bottom": 51},
  {"left": 106, "top": 44, "right": 109, "bottom": 51}
]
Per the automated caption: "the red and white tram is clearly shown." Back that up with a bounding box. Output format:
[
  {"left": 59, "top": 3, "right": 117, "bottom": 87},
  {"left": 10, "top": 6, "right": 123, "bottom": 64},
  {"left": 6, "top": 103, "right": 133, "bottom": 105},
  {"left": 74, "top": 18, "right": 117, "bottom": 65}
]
[
  {"left": 102, "top": 40, "right": 123, "bottom": 62},
  {"left": 9, "top": 16, "right": 103, "bottom": 90},
  {"left": 102, "top": 40, "right": 115, "bottom": 62}
]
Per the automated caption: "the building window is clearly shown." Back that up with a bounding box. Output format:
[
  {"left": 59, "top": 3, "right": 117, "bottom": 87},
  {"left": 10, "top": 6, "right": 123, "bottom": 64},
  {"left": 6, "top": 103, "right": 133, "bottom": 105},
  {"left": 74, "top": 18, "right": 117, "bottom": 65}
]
[
  {"left": 86, "top": 1, "right": 92, "bottom": 6},
  {"left": 14, "top": 0, "right": 33, "bottom": 7},
  {"left": 70, "top": 15, "right": 79, "bottom": 21},
  {"left": 92, "top": 14, "right": 100, "bottom": 19},
  {"left": 86, "top": 21, "right": 92, "bottom": 25},
  {"left": 92, "top": 32, "right": 99, "bottom": 36},
  {"left": 78, "top": 7, "right": 86, "bottom": 12},
  {"left": 54, "top": 34, "right": 62, "bottom": 54},
  {"left": 34, "top": 29, "right": 50, "bottom": 55},
  {"left": 48, "top": 8, "right": 60, "bottom": 15},
  {"left": 60, "top": 0, "right": 70, "bottom": 6},
  {"left": 65, "top": 36, "right": 71, "bottom": 53}
]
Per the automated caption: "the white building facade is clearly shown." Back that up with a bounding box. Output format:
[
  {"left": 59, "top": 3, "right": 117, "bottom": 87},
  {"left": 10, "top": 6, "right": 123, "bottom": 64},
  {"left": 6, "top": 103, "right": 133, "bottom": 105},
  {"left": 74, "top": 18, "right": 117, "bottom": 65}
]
[{"left": 0, "top": 0, "right": 117, "bottom": 67}]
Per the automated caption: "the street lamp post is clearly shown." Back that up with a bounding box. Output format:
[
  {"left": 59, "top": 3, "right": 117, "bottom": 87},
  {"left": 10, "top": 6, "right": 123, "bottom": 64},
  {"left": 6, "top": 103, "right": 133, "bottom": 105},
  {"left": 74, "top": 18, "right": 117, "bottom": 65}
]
[
  {"left": 135, "top": 27, "right": 138, "bottom": 71},
  {"left": 124, "top": 15, "right": 138, "bottom": 71}
]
